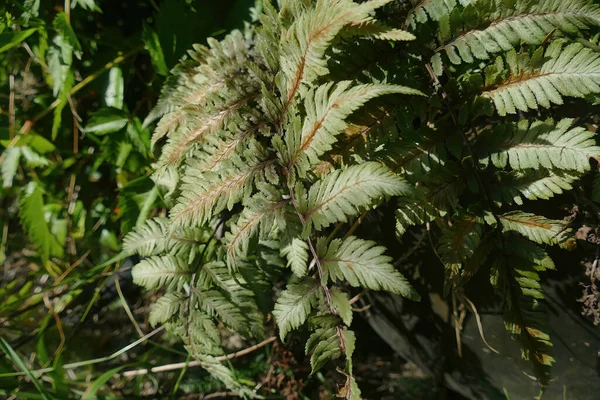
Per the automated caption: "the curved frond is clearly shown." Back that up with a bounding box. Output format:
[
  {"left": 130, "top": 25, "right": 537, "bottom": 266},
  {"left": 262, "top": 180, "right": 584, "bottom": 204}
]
[
  {"left": 436, "top": 0, "right": 600, "bottom": 64},
  {"left": 482, "top": 43, "right": 600, "bottom": 115},
  {"left": 273, "top": 278, "right": 320, "bottom": 341},
  {"left": 478, "top": 119, "right": 600, "bottom": 172},
  {"left": 132, "top": 255, "right": 193, "bottom": 291},
  {"left": 318, "top": 236, "right": 420, "bottom": 300},
  {"left": 301, "top": 162, "right": 412, "bottom": 232}
]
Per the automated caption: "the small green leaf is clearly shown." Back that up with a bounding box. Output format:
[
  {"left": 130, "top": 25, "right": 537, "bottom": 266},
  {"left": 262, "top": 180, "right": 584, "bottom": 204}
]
[
  {"left": 143, "top": 24, "right": 168, "bottom": 76},
  {"left": 84, "top": 108, "right": 129, "bottom": 135},
  {"left": 105, "top": 67, "right": 124, "bottom": 110}
]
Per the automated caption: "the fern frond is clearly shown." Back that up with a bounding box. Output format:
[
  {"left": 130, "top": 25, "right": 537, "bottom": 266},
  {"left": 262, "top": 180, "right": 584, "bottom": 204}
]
[
  {"left": 286, "top": 82, "right": 422, "bottom": 169},
  {"left": 193, "top": 288, "right": 250, "bottom": 336},
  {"left": 318, "top": 236, "right": 420, "bottom": 300},
  {"left": 273, "top": 278, "right": 321, "bottom": 341},
  {"left": 123, "top": 217, "right": 209, "bottom": 262},
  {"left": 493, "top": 238, "right": 556, "bottom": 387},
  {"left": 438, "top": 217, "right": 483, "bottom": 264},
  {"left": 149, "top": 292, "right": 186, "bottom": 327},
  {"left": 482, "top": 43, "right": 600, "bottom": 115},
  {"left": 436, "top": 0, "right": 600, "bottom": 65},
  {"left": 499, "top": 211, "right": 568, "bottom": 246},
  {"left": 281, "top": 237, "right": 310, "bottom": 277},
  {"left": 489, "top": 170, "right": 580, "bottom": 206},
  {"left": 225, "top": 187, "right": 288, "bottom": 269},
  {"left": 406, "top": 0, "right": 462, "bottom": 27},
  {"left": 170, "top": 156, "right": 276, "bottom": 230},
  {"left": 395, "top": 191, "right": 447, "bottom": 237},
  {"left": 330, "top": 287, "right": 353, "bottom": 326},
  {"left": 305, "top": 326, "right": 343, "bottom": 373},
  {"left": 132, "top": 255, "right": 192, "bottom": 291},
  {"left": 478, "top": 119, "right": 600, "bottom": 172},
  {"left": 19, "top": 182, "right": 63, "bottom": 263},
  {"left": 301, "top": 162, "right": 412, "bottom": 233},
  {"left": 280, "top": 0, "right": 395, "bottom": 103}
]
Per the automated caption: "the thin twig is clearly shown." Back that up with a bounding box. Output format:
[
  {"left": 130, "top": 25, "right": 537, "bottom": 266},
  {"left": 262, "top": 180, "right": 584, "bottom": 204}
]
[
  {"left": 42, "top": 294, "right": 65, "bottom": 362},
  {"left": 114, "top": 275, "right": 144, "bottom": 338},
  {"left": 54, "top": 250, "right": 91, "bottom": 285},
  {"left": 458, "top": 292, "right": 499, "bottom": 354},
  {"left": 9, "top": 75, "right": 15, "bottom": 139},
  {"left": 119, "top": 336, "right": 277, "bottom": 378}
]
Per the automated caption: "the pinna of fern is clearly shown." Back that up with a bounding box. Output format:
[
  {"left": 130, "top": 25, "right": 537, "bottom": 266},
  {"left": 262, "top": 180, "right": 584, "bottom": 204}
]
[{"left": 125, "top": 0, "right": 600, "bottom": 397}]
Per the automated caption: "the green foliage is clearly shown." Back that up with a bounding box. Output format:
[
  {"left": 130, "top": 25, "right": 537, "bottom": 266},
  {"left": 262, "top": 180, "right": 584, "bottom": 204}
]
[{"left": 122, "top": 0, "right": 600, "bottom": 396}]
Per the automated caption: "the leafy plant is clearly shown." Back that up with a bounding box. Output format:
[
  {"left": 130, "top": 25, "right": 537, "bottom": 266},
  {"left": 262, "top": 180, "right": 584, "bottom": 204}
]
[{"left": 125, "top": 0, "right": 600, "bottom": 397}]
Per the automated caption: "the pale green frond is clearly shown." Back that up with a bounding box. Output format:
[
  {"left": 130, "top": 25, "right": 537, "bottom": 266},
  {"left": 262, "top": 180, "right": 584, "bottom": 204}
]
[
  {"left": 302, "top": 162, "right": 412, "bottom": 233},
  {"left": 406, "top": 0, "right": 461, "bottom": 27},
  {"left": 437, "top": 0, "right": 600, "bottom": 65},
  {"left": 489, "top": 170, "right": 580, "bottom": 206},
  {"left": 482, "top": 43, "right": 600, "bottom": 115},
  {"left": 132, "top": 255, "right": 192, "bottom": 291},
  {"left": 319, "top": 236, "right": 420, "bottom": 300},
  {"left": 290, "top": 82, "right": 423, "bottom": 167},
  {"left": 170, "top": 156, "right": 276, "bottom": 230},
  {"left": 478, "top": 119, "right": 600, "bottom": 172},
  {"left": 273, "top": 278, "right": 320, "bottom": 341},
  {"left": 330, "top": 287, "right": 353, "bottom": 326},
  {"left": 149, "top": 292, "right": 186, "bottom": 327},
  {"left": 395, "top": 192, "right": 446, "bottom": 237},
  {"left": 499, "top": 211, "right": 569, "bottom": 246},
  {"left": 280, "top": 0, "right": 395, "bottom": 103},
  {"left": 19, "top": 182, "right": 64, "bottom": 263},
  {"left": 194, "top": 354, "right": 256, "bottom": 397},
  {"left": 281, "top": 237, "right": 310, "bottom": 277},
  {"left": 224, "top": 188, "right": 288, "bottom": 269},
  {"left": 193, "top": 288, "right": 250, "bottom": 336},
  {"left": 305, "top": 326, "right": 342, "bottom": 373},
  {"left": 123, "top": 217, "right": 209, "bottom": 262}
]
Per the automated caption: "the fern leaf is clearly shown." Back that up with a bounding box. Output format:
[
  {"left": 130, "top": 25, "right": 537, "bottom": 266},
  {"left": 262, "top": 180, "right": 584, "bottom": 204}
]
[
  {"left": 290, "top": 82, "right": 423, "bottom": 167},
  {"left": 489, "top": 170, "right": 580, "bottom": 206},
  {"left": 280, "top": 0, "right": 396, "bottom": 103},
  {"left": 149, "top": 292, "right": 186, "bottom": 327},
  {"left": 330, "top": 287, "right": 353, "bottom": 326},
  {"left": 281, "top": 237, "right": 310, "bottom": 277},
  {"left": 193, "top": 288, "right": 250, "bottom": 336},
  {"left": 395, "top": 192, "right": 446, "bottom": 237},
  {"left": 305, "top": 326, "right": 342, "bottom": 373},
  {"left": 406, "top": 0, "right": 461, "bottom": 27},
  {"left": 19, "top": 182, "right": 63, "bottom": 263},
  {"left": 132, "top": 255, "right": 192, "bottom": 291},
  {"left": 273, "top": 278, "right": 321, "bottom": 341},
  {"left": 301, "top": 162, "right": 412, "bottom": 233},
  {"left": 195, "top": 354, "right": 256, "bottom": 397},
  {"left": 437, "top": 0, "right": 600, "bottom": 64},
  {"left": 499, "top": 211, "right": 568, "bottom": 246},
  {"left": 318, "top": 236, "right": 420, "bottom": 300},
  {"left": 170, "top": 157, "right": 275, "bottom": 230},
  {"left": 124, "top": 217, "right": 209, "bottom": 262},
  {"left": 438, "top": 217, "right": 483, "bottom": 264},
  {"left": 482, "top": 43, "right": 600, "bottom": 115},
  {"left": 225, "top": 187, "right": 288, "bottom": 269},
  {"left": 478, "top": 119, "right": 600, "bottom": 172},
  {"left": 492, "top": 238, "right": 556, "bottom": 387}
]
